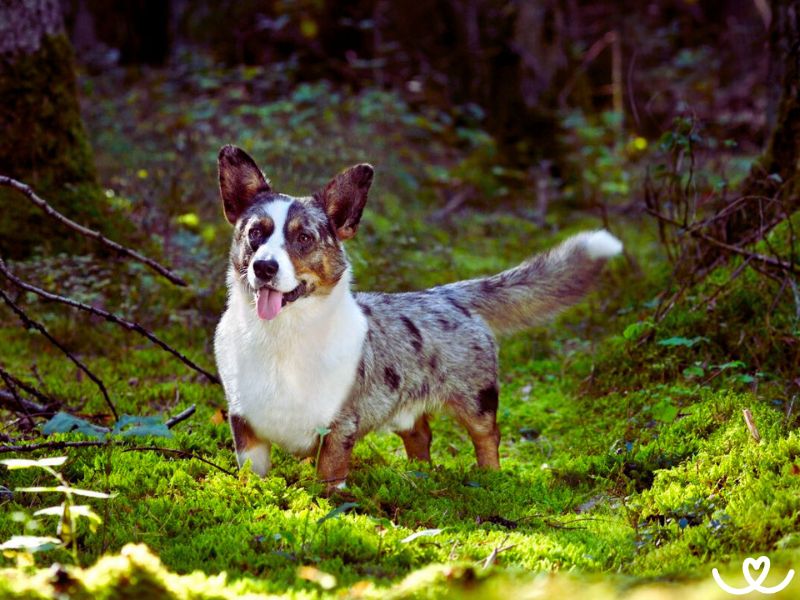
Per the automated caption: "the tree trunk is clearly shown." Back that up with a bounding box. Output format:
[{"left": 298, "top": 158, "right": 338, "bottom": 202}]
[
  {"left": 706, "top": 0, "right": 800, "bottom": 254},
  {"left": 0, "top": 0, "right": 103, "bottom": 257}
]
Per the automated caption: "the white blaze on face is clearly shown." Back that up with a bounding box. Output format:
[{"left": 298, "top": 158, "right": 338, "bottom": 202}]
[{"left": 246, "top": 199, "right": 299, "bottom": 320}]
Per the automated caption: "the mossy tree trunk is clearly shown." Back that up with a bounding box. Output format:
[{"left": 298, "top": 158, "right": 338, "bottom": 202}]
[{"left": 0, "top": 0, "right": 104, "bottom": 257}]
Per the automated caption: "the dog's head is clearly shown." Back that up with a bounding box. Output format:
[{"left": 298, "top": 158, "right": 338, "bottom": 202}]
[{"left": 217, "top": 145, "right": 373, "bottom": 320}]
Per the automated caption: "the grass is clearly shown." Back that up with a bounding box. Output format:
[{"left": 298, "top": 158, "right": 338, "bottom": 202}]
[{"left": 1, "top": 59, "right": 799, "bottom": 598}]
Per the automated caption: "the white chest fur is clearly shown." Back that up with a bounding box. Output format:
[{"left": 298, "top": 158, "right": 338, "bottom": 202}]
[{"left": 214, "top": 273, "right": 367, "bottom": 455}]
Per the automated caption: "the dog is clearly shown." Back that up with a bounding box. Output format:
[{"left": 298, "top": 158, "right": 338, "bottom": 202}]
[{"left": 213, "top": 145, "right": 623, "bottom": 493}]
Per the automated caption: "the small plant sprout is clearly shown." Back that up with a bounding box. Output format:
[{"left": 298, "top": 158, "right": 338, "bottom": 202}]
[{"left": 0, "top": 456, "right": 114, "bottom": 565}]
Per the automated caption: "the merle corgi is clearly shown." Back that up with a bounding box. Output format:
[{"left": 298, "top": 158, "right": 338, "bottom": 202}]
[{"left": 213, "top": 145, "right": 622, "bottom": 493}]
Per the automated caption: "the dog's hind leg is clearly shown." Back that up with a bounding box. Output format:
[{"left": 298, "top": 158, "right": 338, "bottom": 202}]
[
  {"left": 448, "top": 385, "right": 501, "bottom": 469},
  {"left": 396, "top": 413, "right": 432, "bottom": 462},
  {"left": 230, "top": 413, "right": 272, "bottom": 476}
]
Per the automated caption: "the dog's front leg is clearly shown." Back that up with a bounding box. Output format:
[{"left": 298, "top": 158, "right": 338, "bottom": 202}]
[
  {"left": 230, "top": 413, "right": 272, "bottom": 476},
  {"left": 316, "top": 417, "right": 358, "bottom": 496}
]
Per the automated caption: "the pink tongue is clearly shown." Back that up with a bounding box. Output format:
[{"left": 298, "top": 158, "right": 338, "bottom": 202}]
[{"left": 256, "top": 288, "right": 284, "bottom": 320}]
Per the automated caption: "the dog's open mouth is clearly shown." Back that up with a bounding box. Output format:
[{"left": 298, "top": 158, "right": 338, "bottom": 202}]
[{"left": 255, "top": 283, "right": 306, "bottom": 321}]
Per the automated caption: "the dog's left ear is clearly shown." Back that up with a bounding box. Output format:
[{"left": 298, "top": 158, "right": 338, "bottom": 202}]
[{"left": 319, "top": 164, "right": 374, "bottom": 240}]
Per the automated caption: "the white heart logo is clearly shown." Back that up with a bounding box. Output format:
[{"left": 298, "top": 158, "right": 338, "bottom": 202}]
[
  {"left": 743, "top": 556, "right": 770, "bottom": 588},
  {"left": 713, "top": 555, "right": 795, "bottom": 595}
]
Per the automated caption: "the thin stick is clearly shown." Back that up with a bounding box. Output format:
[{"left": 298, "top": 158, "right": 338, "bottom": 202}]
[
  {"left": 0, "top": 439, "right": 235, "bottom": 477},
  {"left": 481, "top": 534, "right": 516, "bottom": 569},
  {"left": 0, "top": 289, "right": 118, "bottom": 421},
  {"left": 122, "top": 446, "right": 235, "bottom": 476},
  {"left": 165, "top": 404, "right": 196, "bottom": 429},
  {"left": 0, "top": 259, "right": 219, "bottom": 384},
  {"left": 0, "top": 390, "right": 52, "bottom": 418},
  {"left": 0, "top": 363, "right": 58, "bottom": 406},
  {"left": 0, "top": 175, "right": 187, "bottom": 287}
]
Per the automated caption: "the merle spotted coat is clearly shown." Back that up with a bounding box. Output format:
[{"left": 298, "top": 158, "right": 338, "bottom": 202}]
[{"left": 213, "top": 145, "right": 623, "bottom": 493}]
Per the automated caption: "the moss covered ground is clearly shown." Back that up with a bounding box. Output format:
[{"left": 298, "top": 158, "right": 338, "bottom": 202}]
[{"left": 1, "top": 62, "right": 799, "bottom": 598}]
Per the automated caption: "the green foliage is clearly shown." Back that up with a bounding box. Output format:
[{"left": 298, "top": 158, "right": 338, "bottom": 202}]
[{"left": 1, "top": 456, "right": 113, "bottom": 566}]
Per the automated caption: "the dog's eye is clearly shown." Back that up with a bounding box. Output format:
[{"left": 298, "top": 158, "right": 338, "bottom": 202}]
[
  {"left": 297, "top": 232, "right": 312, "bottom": 245},
  {"left": 248, "top": 226, "right": 264, "bottom": 246}
]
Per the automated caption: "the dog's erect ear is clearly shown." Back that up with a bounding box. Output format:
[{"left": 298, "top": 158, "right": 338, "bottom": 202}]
[
  {"left": 218, "top": 145, "right": 271, "bottom": 224},
  {"left": 319, "top": 164, "right": 374, "bottom": 240}
]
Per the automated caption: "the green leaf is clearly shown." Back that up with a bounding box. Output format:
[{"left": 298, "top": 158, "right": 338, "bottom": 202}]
[
  {"left": 317, "top": 502, "right": 358, "bottom": 524},
  {"left": 35, "top": 504, "right": 103, "bottom": 524},
  {"left": 42, "top": 412, "right": 109, "bottom": 439},
  {"left": 17, "top": 486, "right": 115, "bottom": 498},
  {"left": 682, "top": 365, "right": 705, "bottom": 378},
  {"left": 651, "top": 398, "right": 678, "bottom": 423},
  {"left": 623, "top": 320, "right": 654, "bottom": 340},
  {"left": 0, "top": 535, "right": 61, "bottom": 552},
  {"left": 401, "top": 528, "right": 442, "bottom": 543},
  {"left": 657, "top": 336, "right": 707, "bottom": 347},
  {"left": 715, "top": 360, "right": 746, "bottom": 371},
  {"left": 1, "top": 457, "right": 67, "bottom": 470}
]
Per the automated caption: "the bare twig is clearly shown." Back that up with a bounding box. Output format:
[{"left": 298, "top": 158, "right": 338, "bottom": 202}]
[
  {"left": 0, "top": 372, "right": 33, "bottom": 427},
  {"left": 481, "top": 534, "right": 516, "bottom": 569},
  {"left": 0, "top": 259, "right": 219, "bottom": 384},
  {"left": 165, "top": 404, "right": 196, "bottom": 429},
  {"left": 0, "top": 363, "right": 57, "bottom": 407},
  {"left": 0, "top": 390, "right": 52, "bottom": 418},
  {"left": 0, "top": 288, "right": 118, "bottom": 421},
  {"left": 122, "top": 446, "right": 235, "bottom": 476},
  {"left": 0, "top": 175, "right": 187, "bottom": 287},
  {"left": 0, "top": 438, "right": 235, "bottom": 476}
]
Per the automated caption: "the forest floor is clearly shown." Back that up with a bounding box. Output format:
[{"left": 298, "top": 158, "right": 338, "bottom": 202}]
[{"left": 1, "top": 60, "right": 799, "bottom": 598}]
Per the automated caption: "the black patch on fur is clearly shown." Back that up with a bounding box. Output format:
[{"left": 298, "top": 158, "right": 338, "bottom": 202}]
[
  {"left": 446, "top": 295, "right": 472, "bottom": 318},
  {"left": 357, "top": 357, "right": 366, "bottom": 381},
  {"left": 418, "top": 381, "right": 430, "bottom": 398},
  {"left": 437, "top": 315, "right": 456, "bottom": 331},
  {"left": 477, "top": 385, "right": 499, "bottom": 415},
  {"left": 481, "top": 278, "right": 500, "bottom": 294},
  {"left": 384, "top": 366, "right": 400, "bottom": 391},
  {"left": 428, "top": 354, "right": 438, "bottom": 371},
  {"left": 358, "top": 302, "right": 372, "bottom": 317},
  {"left": 401, "top": 316, "right": 423, "bottom": 352}
]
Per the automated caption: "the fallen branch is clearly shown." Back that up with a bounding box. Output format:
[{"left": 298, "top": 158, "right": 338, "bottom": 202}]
[
  {"left": 165, "top": 404, "right": 196, "bottom": 429},
  {"left": 0, "top": 390, "right": 52, "bottom": 418},
  {"left": 0, "top": 259, "right": 219, "bottom": 384},
  {"left": 0, "top": 175, "right": 187, "bottom": 287},
  {"left": 0, "top": 363, "right": 58, "bottom": 407},
  {"left": 0, "top": 288, "right": 118, "bottom": 421}
]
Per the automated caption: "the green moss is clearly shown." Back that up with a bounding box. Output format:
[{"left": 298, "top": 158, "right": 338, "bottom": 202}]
[{"left": 0, "top": 34, "right": 107, "bottom": 257}]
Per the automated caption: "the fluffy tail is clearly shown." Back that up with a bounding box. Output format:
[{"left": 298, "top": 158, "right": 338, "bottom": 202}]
[{"left": 440, "top": 230, "right": 623, "bottom": 335}]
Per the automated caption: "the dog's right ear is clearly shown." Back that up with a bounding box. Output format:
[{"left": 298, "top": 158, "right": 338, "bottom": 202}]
[{"left": 218, "top": 145, "right": 271, "bottom": 224}]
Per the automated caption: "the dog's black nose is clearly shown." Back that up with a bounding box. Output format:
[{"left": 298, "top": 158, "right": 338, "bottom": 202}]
[{"left": 253, "top": 259, "right": 279, "bottom": 280}]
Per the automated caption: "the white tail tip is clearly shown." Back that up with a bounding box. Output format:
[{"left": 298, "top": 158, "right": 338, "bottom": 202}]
[{"left": 584, "top": 230, "right": 623, "bottom": 259}]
